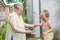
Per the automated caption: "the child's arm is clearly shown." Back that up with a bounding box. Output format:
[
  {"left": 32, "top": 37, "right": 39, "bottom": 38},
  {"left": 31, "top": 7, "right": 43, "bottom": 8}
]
[
  {"left": 43, "top": 21, "right": 53, "bottom": 34},
  {"left": 25, "top": 23, "right": 42, "bottom": 28}
]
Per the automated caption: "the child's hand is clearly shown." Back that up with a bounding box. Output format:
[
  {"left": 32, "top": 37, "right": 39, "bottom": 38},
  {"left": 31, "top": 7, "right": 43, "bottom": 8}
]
[{"left": 43, "top": 32, "right": 48, "bottom": 35}]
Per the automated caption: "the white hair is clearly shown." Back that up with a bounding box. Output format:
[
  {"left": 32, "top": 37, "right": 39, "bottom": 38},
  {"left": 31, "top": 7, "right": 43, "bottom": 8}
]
[{"left": 14, "top": 2, "right": 23, "bottom": 8}]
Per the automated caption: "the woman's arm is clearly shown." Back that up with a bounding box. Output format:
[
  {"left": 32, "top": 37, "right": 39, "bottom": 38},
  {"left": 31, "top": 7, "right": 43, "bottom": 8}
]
[
  {"left": 9, "top": 16, "right": 34, "bottom": 34},
  {"left": 25, "top": 23, "right": 42, "bottom": 28},
  {"left": 25, "top": 23, "right": 34, "bottom": 28}
]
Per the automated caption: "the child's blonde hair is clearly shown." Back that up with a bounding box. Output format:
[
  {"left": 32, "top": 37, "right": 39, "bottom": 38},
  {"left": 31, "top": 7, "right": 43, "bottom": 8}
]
[{"left": 40, "top": 10, "right": 49, "bottom": 18}]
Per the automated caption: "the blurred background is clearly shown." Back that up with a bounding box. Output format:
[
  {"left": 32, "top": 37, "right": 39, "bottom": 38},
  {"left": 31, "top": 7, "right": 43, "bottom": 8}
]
[{"left": 0, "top": 0, "right": 60, "bottom": 40}]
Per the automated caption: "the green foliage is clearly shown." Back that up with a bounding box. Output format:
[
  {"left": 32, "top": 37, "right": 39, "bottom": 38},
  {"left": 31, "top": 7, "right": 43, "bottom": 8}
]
[
  {"left": 0, "top": 22, "right": 7, "bottom": 40},
  {"left": 7, "top": 0, "right": 13, "bottom": 3}
]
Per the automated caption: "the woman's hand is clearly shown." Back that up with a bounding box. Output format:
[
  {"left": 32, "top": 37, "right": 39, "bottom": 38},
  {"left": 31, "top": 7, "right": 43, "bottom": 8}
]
[{"left": 26, "top": 30, "right": 35, "bottom": 35}]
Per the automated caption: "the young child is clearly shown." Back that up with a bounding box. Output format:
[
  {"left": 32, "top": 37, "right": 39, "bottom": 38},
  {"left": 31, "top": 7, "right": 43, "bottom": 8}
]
[{"left": 40, "top": 10, "right": 54, "bottom": 40}]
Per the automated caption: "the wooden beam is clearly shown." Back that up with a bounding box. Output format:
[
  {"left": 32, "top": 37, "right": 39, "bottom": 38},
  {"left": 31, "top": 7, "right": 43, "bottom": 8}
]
[{"left": 0, "top": 0, "right": 6, "bottom": 7}]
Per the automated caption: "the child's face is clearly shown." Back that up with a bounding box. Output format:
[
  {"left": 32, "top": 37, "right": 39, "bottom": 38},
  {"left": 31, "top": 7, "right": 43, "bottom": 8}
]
[{"left": 41, "top": 13, "right": 49, "bottom": 22}]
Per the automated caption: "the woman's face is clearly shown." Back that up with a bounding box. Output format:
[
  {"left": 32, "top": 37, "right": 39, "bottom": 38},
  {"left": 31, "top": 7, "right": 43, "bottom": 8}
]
[{"left": 16, "top": 6, "right": 23, "bottom": 15}]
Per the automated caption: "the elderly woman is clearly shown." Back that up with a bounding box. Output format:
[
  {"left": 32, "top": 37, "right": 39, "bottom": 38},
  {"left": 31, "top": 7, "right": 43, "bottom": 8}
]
[{"left": 5, "top": 2, "right": 40, "bottom": 40}]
